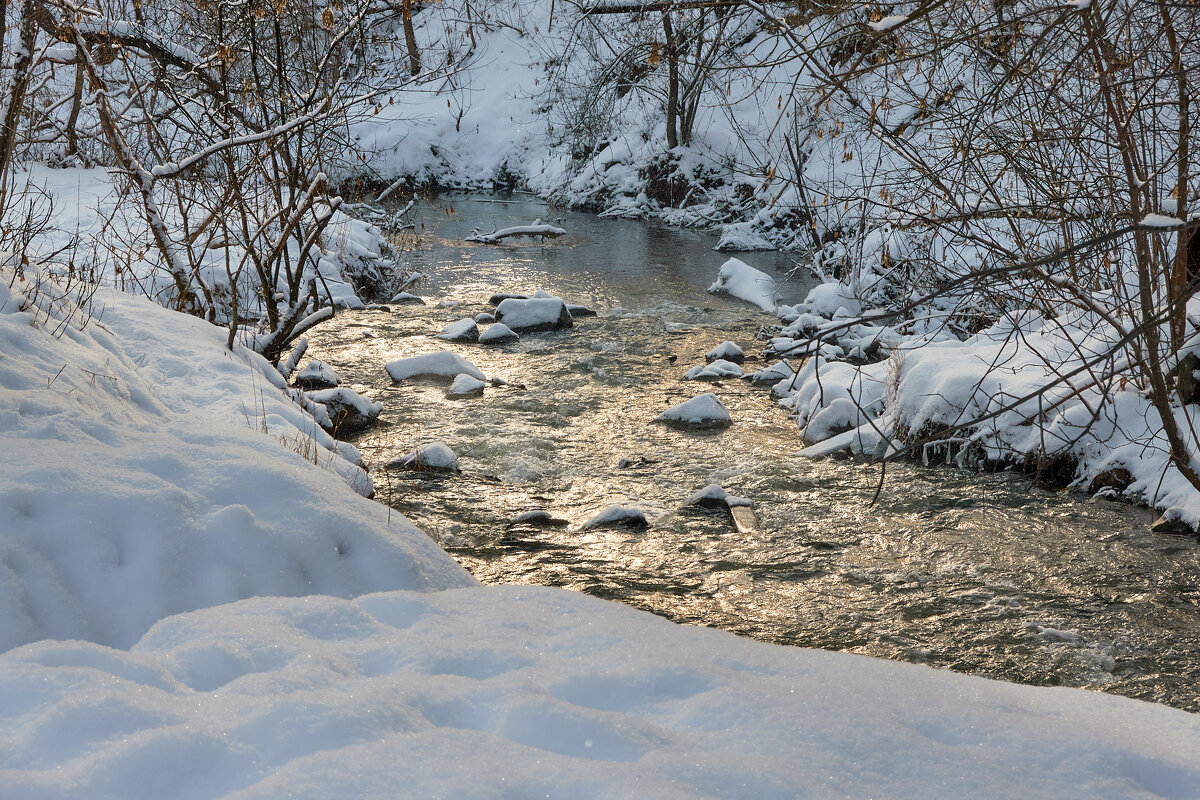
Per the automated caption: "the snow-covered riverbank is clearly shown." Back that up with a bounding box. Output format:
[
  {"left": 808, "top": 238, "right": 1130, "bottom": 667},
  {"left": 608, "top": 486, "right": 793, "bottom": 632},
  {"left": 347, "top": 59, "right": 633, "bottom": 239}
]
[{"left": 4, "top": 245, "right": 1200, "bottom": 797}]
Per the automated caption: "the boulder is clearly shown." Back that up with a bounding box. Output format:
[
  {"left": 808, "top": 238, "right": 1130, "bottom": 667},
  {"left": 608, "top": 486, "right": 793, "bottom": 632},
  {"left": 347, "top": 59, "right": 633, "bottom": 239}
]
[
  {"left": 386, "top": 442, "right": 459, "bottom": 473},
  {"left": 448, "top": 373, "right": 486, "bottom": 397},
  {"left": 654, "top": 393, "right": 732, "bottom": 430},
  {"left": 438, "top": 318, "right": 480, "bottom": 342},
  {"left": 495, "top": 297, "right": 574, "bottom": 333},
  {"left": 488, "top": 292, "right": 528, "bottom": 306},
  {"left": 389, "top": 291, "right": 425, "bottom": 305},
  {"left": 306, "top": 387, "right": 381, "bottom": 435},
  {"left": 705, "top": 341, "right": 745, "bottom": 364},
  {"left": 683, "top": 359, "right": 743, "bottom": 381},
  {"left": 583, "top": 506, "right": 648, "bottom": 530},
  {"left": 385, "top": 351, "right": 485, "bottom": 383},
  {"left": 567, "top": 304, "right": 598, "bottom": 318},
  {"left": 293, "top": 359, "right": 341, "bottom": 390},
  {"left": 507, "top": 510, "right": 569, "bottom": 529},
  {"left": 480, "top": 323, "right": 520, "bottom": 345}
]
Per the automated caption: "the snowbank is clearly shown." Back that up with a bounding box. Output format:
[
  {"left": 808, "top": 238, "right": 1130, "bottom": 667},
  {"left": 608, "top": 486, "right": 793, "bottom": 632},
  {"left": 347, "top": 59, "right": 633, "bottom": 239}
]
[
  {"left": 4, "top": 586, "right": 1200, "bottom": 799},
  {"left": 0, "top": 271, "right": 473, "bottom": 652}
]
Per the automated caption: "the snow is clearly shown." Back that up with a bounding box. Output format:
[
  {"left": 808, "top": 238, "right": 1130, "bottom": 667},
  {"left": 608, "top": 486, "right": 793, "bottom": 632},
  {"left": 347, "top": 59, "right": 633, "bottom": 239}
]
[
  {"left": 294, "top": 360, "right": 341, "bottom": 389},
  {"left": 466, "top": 220, "right": 567, "bottom": 243},
  {"left": 0, "top": 273, "right": 472, "bottom": 654},
  {"left": 6, "top": 587, "right": 1200, "bottom": 800},
  {"left": 683, "top": 359, "right": 744, "bottom": 381},
  {"left": 389, "top": 291, "right": 425, "bottom": 305},
  {"left": 305, "top": 387, "right": 382, "bottom": 433},
  {"left": 706, "top": 340, "right": 746, "bottom": 363},
  {"left": 714, "top": 222, "right": 775, "bottom": 252},
  {"left": 449, "top": 373, "right": 487, "bottom": 396},
  {"left": 582, "top": 505, "right": 649, "bottom": 529},
  {"left": 437, "top": 317, "right": 480, "bottom": 342},
  {"left": 479, "top": 321, "right": 520, "bottom": 344},
  {"left": 869, "top": 14, "right": 908, "bottom": 31},
  {"left": 1139, "top": 213, "right": 1185, "bottom": 228},
  {"left": 708, "top": 258, "right": 777, "bottom": 312},
  {"left": 387, "top": 442, "right": 460, "bottom": 472},
  {"left": 494, "top": 296, "right": 574, "bottom": 332},
  {"left": 385, "top": 351, "right": 486, "bottom": 382},
  {"left": 6, "top": 265, "right": 1200, "bottom": 799},
  {"left": 654, "top": 393, "right": 733, "bottom": 429}
]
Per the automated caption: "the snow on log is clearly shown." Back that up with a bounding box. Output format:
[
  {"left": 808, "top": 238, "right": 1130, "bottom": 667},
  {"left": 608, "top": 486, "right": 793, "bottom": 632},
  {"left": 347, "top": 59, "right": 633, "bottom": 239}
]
[{"left": 466, "top": 219, "right": 567, "bottom": 244}]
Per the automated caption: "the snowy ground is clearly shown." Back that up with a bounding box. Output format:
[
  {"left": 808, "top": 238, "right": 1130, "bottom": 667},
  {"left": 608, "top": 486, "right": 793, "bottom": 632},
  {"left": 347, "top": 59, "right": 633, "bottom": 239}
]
[{"left": 4, "top": 259, "right": 1200, "bottom": 798}]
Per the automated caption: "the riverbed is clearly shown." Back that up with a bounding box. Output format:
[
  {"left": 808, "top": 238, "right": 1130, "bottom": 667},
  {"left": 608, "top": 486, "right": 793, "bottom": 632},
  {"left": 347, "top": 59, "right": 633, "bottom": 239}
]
[{"left": 306, "top": 193, "right": 1200, "bottom": 712}]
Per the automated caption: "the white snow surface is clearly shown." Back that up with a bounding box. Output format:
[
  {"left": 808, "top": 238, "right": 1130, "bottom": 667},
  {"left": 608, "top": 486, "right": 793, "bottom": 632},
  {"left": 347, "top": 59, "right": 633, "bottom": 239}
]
[
  {"left": 705, "top": 340, "right": 745, "bottom": 363},
  {"left": 5, "top": 587, "right": 1200, "bottom": 800},
  {"left": 6, "top": 272, "right": 1200, "bottom": 798},
  {"left": 654, "top": 393, "right": 733, "bottom": 428},
  {"left": 449, "top": 373, "right": 487, "bottom": 395},
  {"left": 494, "top": 296, "right": 573, "bottom": 331},
  {"left": 582, "top": 505, "right": 648, "bottom": 529},
  {"left": 385, "top": 351, "right": 486, "bottom": 382},
  {"left": 294, "top": 359, "right": 341, "bottom": 387},
  {"left": 0, "top": 275, "right": 472, "bottom": 653},
  {"left": 388, "top": 442, "right": 460, "bottom": 472},
  {"left": 683, "top": 359, "right": 744, "bottom": 381},
  {"left": 437, "top": 317, "right": 480, "bottom": 341},
  {"left": 708, "top": 258, "right": 777, "bottom": 312},
  {"left": 479, "top": 321, "right": 520, "bottom": 343}
]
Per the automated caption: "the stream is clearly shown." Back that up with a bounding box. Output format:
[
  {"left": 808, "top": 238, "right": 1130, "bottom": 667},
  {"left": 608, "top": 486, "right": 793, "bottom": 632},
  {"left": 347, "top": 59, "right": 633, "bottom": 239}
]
[{"left": 307, "top": 193, "right": 1200, "bottom": 713}]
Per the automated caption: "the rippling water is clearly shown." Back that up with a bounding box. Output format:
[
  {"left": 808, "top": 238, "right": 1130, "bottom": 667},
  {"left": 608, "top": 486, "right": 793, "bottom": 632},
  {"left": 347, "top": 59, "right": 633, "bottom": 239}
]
[{"left": 307, "top": 193, "right": 1200, "bottom": 712}]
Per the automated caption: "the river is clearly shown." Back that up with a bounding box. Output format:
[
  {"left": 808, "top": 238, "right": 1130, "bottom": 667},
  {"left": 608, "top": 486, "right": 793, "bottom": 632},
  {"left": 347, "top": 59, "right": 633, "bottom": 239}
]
[{"left": 306, "top": 193, "right": 1200, "bottom": 712}]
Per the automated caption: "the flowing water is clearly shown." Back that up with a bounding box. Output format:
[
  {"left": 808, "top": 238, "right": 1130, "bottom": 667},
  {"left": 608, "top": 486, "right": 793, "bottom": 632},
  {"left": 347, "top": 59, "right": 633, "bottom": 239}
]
[{"left": 308, "top": 193, "right": 1200, "bottom": 712}]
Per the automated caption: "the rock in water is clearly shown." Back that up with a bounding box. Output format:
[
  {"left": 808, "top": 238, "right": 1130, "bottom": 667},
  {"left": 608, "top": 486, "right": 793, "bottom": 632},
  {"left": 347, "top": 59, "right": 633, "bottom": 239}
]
[
  {"left": 583, "top": 506, "right": 648, "bottom": 530},
  {"left": 437, "top": 318, "right": 480, "bottom": 342},
  {"left": 306, "top": 387, "right": 381, "bottom": 435},
  {"left": 448, "top": 373, "right": 486, "bottom": 396},
  {"left": 567, "top": 304, "right": 597, "bottom": 318},
  {"left": 389, "top": 291, "right": 425, "bottom": 305},
  {"left": 474, "top": 312, "right": 496, "bottom": 324},
  {"left": 479, "top": 323, "right": 520, "bottom": 344},
  {"left": 494, "top": 297, "right": 574, "bottom": 333},
  {"left": 683, "top": 359, "right": 743, "bottom": 381},
  {"left": 386, "top": 442, "right": 459, "bottom": 473},
  {"left": 293, "top": 359, "right": 341, "bottom": 389},
  {"left": 654, "top": 393, "right": 732, "bottom": 430},
  {"left": 488, "top": 292, "right": 528, "bottom": 306},
  {"left": 385, "top": 351, "right": 485, "bottom": 383},
  {"left": 706, "top": 341, "right": 745, "bottom": 364},
  {"left": 507, "top": 510, "right": 569, "bottom": 528},
  {"left": 685, "top": 484, "right": 731, "bottom": 509}
]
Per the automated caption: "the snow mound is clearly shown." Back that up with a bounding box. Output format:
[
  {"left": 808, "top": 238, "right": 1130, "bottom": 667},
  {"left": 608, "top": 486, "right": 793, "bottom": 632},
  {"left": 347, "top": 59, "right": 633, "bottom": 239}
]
[
  {"left": 437, "top": 318, "right": 480, "bottom": 342},
  {"left": 388, "top": 291, "right": 425, "bottom": 305},
  {"left": 385, "top": 351, "right": 485, "bottom": 382},
  {"left": 714, "top": 222, "right": 775, "bottom": 252},
  {"left": 683, "top": 359, "right": 743, "bottom": 381},
  {"left": 4, "top": 586, "right": 1200, "bottom": 799},
  {"left": 705, "top": 341, "right": 745, "bottom": 364},
  {"left": 449, "top": 373, "right": 487, "bottom": 396},
  {"left": 583, "top": 506, "right": 649, "bottom": 529},
  {"left": 654, "top": 393, "right": 732, "bottom": 429},
  {"left": 494, "top": 296, "right": 574, "bottom": 332},
  {"left": 0, "top": 277, "right": 473, "bottom": 652},
  {"left": 707, "top": 258, "right": 777, "bottom": 312},
  {"left": 306, "top": 387, "right": 382, "bottom": 434},
  {"left": 387, "top": 442, "right": 459, "bottom": 473},
  {"left": 480, "top": 322, "right": 520, "bottom": 344},
  {"left": 294, "top": 360, "right": 341, "bottom": 389}
]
